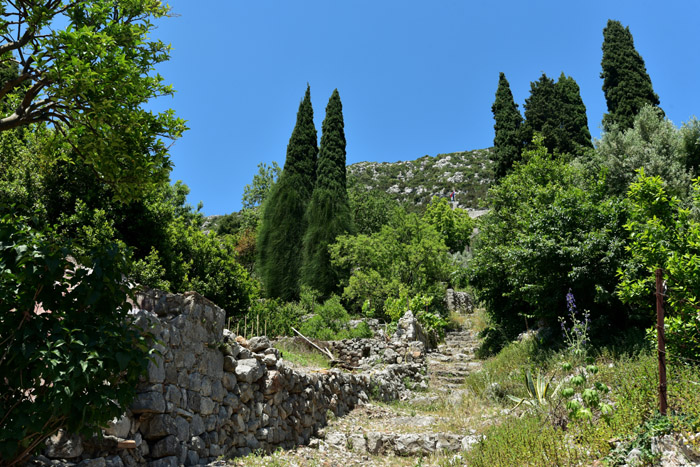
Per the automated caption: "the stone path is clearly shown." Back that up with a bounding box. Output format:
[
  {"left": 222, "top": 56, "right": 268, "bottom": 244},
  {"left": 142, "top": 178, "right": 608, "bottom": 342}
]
[
  {"left": 225, "top": 315, "right": 486, "bottom": 466},
  {"left": 428, "top": 321, "right": 482, "bottom": 393}
]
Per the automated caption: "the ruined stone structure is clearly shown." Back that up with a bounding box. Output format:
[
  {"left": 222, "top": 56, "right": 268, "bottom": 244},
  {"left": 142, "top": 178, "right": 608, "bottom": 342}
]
[{"left": 35, "top": 290, "right": 426, "bottom": 466}]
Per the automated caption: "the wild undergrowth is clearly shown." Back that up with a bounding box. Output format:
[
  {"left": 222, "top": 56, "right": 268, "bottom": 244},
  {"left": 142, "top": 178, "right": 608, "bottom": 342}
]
[{"left": 460, "top": 335, "right": 700, "bottom": 466}]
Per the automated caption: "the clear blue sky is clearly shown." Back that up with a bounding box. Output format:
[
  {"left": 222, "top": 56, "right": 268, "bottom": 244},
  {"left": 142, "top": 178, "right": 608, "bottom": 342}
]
[{"left": 149, "top": 1, "right": 700, "bottom": 215}]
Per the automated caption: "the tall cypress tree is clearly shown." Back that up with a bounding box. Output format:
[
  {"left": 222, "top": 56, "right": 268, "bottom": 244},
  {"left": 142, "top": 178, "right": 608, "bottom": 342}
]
[
  {"left": 522, "top": 73, "right": 592, "bottom": 156},
  {"left": 301, "top": 89, "right": 352, "bottom": 296},
  {"left": 601, "top": 19, "right": 661, "bottom": 131},
  {"left": 553, "top": 73, "right": 593, "bottom": 155},
  {"left": 257, "top": 85, "right": 317, "bottom": 301},
  {"left": 492, "top": 72, "right": 523, "bottom": 179},
  {"left": 522, "top": 73, "right": 557, "bottom": 152}
]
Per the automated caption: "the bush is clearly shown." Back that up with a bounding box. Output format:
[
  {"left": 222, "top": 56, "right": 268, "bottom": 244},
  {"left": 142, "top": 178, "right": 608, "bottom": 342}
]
[
  {"left": 618, "top": 171, "right": 700, "bottom": 362},
  {"left": 469, "top": 136, "right": 629, "bottom": 343},
  {"left": 0, "top": 214, "right": 150, "bottom": 464}
]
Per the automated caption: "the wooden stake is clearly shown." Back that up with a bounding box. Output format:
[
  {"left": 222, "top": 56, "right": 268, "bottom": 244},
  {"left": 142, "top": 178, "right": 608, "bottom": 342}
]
[
  {"left": 656, "top": 268, "right": 668, "bottom": 416},
  {"left": 291, "top": 326, "right": 335, "bottom": 361}
]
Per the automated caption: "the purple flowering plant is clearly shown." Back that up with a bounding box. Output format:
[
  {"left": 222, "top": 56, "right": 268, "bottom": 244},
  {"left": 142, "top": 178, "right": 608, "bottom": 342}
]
[{"left": 558, "top": 289, "right": 591, "bottom": 360}]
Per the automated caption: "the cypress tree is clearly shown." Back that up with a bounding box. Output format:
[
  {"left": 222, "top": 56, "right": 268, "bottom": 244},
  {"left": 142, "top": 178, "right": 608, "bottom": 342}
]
[
  {"left": 601, "top": 19, "right": 661, "bottom": 131},
  {"left": 522, "top": 73, "right": 592, "bottom": 156},
  {"left": 553, "top": 73, "right": 593, "bottom": 155},
  {"left": 257, "top": 85, "right": 317, "bottom": 301},
  {"left": 492, "top": 72, "right": 523, "bottom": 179},
  {"left": 522, "top": 73, "right": 557, "bottom": 152},
  {"left": 301, "top": 89, "right": 352, "bottom": 296}
]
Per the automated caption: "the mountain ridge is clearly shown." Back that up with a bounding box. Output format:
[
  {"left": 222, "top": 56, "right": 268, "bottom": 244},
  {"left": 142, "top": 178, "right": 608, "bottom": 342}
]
[{"left": 347, "top": 147, "right": 495, "bottom": 211}]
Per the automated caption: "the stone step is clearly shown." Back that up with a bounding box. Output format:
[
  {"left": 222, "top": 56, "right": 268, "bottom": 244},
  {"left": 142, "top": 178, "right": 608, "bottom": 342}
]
[
  {"left": 317, "top": 430, "right": 481, "bottom": 456},
  {"left": 436, "top": 376, "right": 466, "bottom": 385}
]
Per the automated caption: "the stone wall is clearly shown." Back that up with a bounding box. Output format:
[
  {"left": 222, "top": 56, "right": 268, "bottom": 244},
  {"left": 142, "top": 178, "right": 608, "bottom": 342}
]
[
  {"left": 37, "top": 290, "right": 426, "bottom": 467},
  {"left": 446, "top": 288, "right": 473, "bottom": 314}
]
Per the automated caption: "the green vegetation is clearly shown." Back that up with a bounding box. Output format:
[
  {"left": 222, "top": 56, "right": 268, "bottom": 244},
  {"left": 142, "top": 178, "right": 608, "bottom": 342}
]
[
  {"left": 301, "top": 89, "right": 352, "bottom": 297},
  {"left": 461, "top": 334, "right": 700, "bottom": 466},
  {"left": 0, "top": 0, "right": 186, "bottom": 202},
  {"left": 0, "top": 215, "right": 151, "bottom": 463},
  {"left": 257, "top": 86, "right": 318, "bottom": 301},
  {"left": 274, "top": 340, "right": 332, "bottom": 368},
  {"left": 521, "top": 72, "right": 593, "bottom": 156},
  {"left": 601, "top": 20, "right": 661, "bottom": 131},
  {"left": 492, "top": 72, "right": 523, "bottom": 179},
  {"left": 469, "top": 136, "right": 628, "bottom": 343},
  {"left": 3, "top": 10, "right": 700, "bottom": 466}
]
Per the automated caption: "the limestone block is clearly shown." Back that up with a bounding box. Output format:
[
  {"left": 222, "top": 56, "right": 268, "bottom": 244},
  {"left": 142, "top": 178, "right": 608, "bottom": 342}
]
[
  {"left": 143, "top": 414, "right": 177, "bottom": 440},
  {"left": 189, "top": 414, "right": 205, "bottom": 437},
  {"left": 247, "top": 336, "right": 270, "bottom": 353},
  {"left": 45, "top": 429, "right": 84, "bottom": 459},
  {"left": 235, "top": 358, "right": 265, "bottom": 384},
  {"left": 104, "top": 414, "right": 131, "bottom": 439},
  {"left": 131, "top": 391, "right": 166, "bottom": 414},
  {"left": 150, "top": 435, "right": 179, "bottom": 459},
  {"left": 348, "top": 433, "right": 367, "bottom": 453}
]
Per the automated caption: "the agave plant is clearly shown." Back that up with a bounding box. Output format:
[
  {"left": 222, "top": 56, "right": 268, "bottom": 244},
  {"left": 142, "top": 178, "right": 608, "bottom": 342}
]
[{"left": 506, "top": 369, "right": 561, "bottom": 408}]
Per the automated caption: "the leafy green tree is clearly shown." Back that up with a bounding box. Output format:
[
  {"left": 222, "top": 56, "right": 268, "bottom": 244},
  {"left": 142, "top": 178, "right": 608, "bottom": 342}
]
[
  {"left": 35, "top": 154, "right": 258, "bottom": 316},
  {"left": 492, "top": 72, "right": 524, "bottom": 179},
  {"left": 601, "top": 19, "right": 661, "bottom": 132},
  {"left": 0, "top": 214, "right": 151, "bottom": 464},
  {"left": 469, "top": 136, "right": 629, "bottom": 341},
  {"left": 0, "top": 1, "right": 186, "bottom": 201},
  {"left": 330, "top": 208, "right": 453, "bottom": 319},
  {"left": 590, "top": 105, "right": 692, "bottom": 197},
  {"left": 348, "top": 179, "right": 399, "bottom": 235},
  {"left": 242, "top": 162, "right": 282, "bottom": 211},
  {"left": 301, "top": 89, "right": 352, "bottom": 296},
  {"left": 618, "top": 171, "right": 700, "bottom": 361},
  {"left": 422, "top": 196, "right": 474, "bottom": 253},
  {"left": 257, "top": 86, "right": 317, "bottom": 300}
]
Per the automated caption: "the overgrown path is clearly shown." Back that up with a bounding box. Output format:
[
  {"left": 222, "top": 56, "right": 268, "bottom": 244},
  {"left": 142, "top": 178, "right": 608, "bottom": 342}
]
[{"left": 226, "top": 315, "right": 486, "bottom": 467}]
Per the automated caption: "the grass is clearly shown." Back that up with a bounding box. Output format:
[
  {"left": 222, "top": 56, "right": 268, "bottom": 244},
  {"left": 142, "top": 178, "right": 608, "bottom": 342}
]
[
  {"left": 458, "top": 336, "right": 700, "bottom": 466},
  {"left": 274, "top": 339, "right": 332, "bottom": 369}
]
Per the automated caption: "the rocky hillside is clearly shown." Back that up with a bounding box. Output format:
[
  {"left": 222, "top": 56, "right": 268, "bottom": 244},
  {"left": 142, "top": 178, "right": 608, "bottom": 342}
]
[{"left": 347, "top": 148, "right": 495, "bottom": 211}]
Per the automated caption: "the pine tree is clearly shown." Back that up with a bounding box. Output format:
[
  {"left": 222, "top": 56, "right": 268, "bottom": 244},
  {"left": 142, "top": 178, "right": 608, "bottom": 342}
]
[
  {"left": 601, "top": 19, "right": 661, "bottom": 131},
  {"left": 257, "top": 85, "right": 317, "bottom": 300},
  {"left": 492, "top": 72, "right": 523, "bottom": 179},
  {"left": 553, "top": 73, "right": 593, "bottom": 155},
  {"left": 301, "top": 89, "right": 352, "bottom": 296}
]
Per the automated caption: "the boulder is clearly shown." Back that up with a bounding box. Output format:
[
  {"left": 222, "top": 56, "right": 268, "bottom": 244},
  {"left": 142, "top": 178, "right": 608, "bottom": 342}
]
[
  {"left": 235, "top": 358, "right": 265, "bottom": 384},
  {"left": 45, "top": 430, "right": 84, "bottom": 459}
]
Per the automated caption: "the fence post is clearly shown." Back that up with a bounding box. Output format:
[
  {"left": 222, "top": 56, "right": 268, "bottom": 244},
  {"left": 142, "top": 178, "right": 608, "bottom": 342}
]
[{"left": 656, "top": 268, "right": 668, "bottom": 416}]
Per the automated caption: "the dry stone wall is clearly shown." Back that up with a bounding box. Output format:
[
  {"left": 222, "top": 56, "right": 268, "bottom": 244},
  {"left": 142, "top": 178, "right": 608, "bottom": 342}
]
[{"left": 35, "top": 290, "right": 426, "bottom": 467}]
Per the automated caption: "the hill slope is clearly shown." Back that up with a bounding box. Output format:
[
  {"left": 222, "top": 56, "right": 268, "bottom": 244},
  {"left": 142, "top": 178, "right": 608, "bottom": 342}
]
[{"left": 347, "top": 148, "right": 494, "bottom": 211}]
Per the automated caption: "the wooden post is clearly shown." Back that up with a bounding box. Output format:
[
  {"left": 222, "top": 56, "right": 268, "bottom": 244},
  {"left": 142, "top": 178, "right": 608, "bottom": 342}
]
[
  {"left": 656, "top": 268, "right": 668, "bottom": 416},
  {"left": 244, "top": 316, "right": 247, "bottom": 338},
  {"left": 256, "top": 314, "right": 260, "bottom": 337}
]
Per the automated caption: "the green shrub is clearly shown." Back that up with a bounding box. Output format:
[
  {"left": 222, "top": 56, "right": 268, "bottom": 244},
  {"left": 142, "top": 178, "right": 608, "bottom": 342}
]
[
  {"left": 0, "top": 214, "right": 151, "bottom": 464},
  {"left": 619, "top": 171, "right": 700, "bottom": 362}
]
